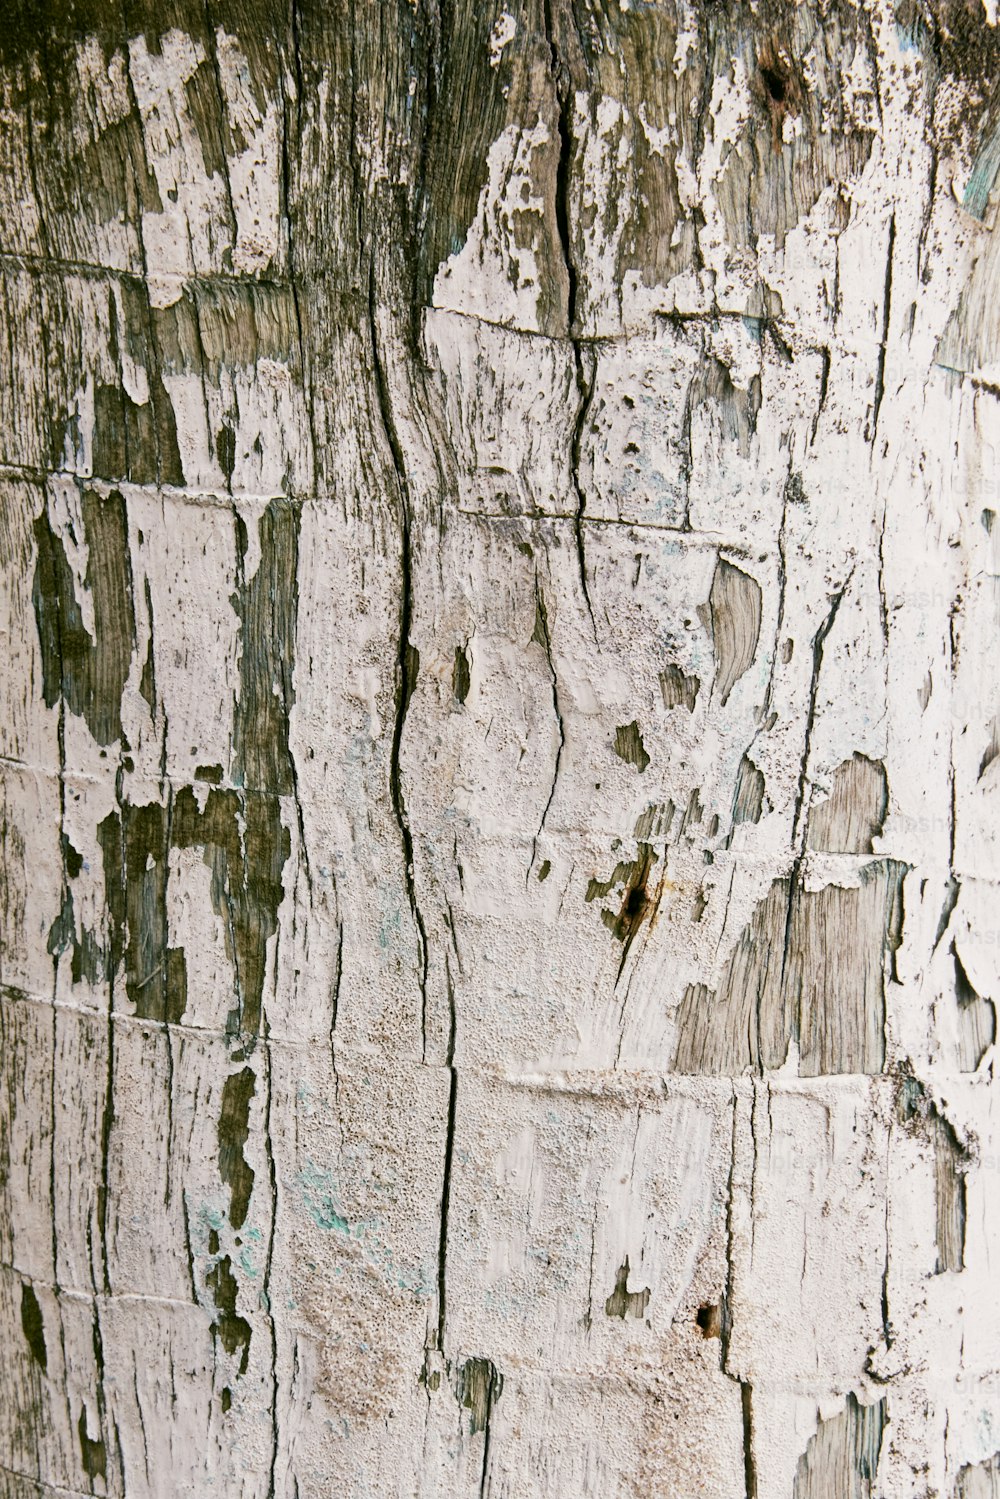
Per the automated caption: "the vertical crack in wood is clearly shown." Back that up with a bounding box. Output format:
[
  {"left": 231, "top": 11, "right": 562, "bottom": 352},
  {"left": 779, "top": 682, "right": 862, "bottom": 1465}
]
[
  {"left": 544, "top": 0, "right": 595, "bottom": 633},
  {"left": 435, "top": 1018, "right": 458, "bottom": 1359},
  {"left": 870, "top": 215, "right": 895, "bottom": 445},
  {"left": 741, "top": 1381, "right": 757, "bottom": 1499},
  {"left": 530, "top": 579, "right": 565, "bottom": 874},
  {"left": 367, "top": 257, "right": 430, "bottom": 1060},
  {"left": 790, "top": 577, "right": 850, "bottom": 857}
]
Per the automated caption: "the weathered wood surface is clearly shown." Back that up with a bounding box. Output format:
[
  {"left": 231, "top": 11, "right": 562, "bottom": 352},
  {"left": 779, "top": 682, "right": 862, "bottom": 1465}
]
[{"left": 1, "top": 0, "right": 1000, "bottom": 1494}]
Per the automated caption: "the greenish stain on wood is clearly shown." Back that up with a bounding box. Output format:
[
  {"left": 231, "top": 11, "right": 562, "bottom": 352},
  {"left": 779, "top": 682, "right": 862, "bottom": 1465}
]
[
  {"left": 78, "top": 1406, "right": 107, "bottom": 1482},
  {"left": 456, "top": 1356, "right": 503, "bottom": 1436},
  {"left": 218, "top": 1066, "right": 256, "bottom": 1232},
  {"left": 97, "top": 802, "right": 188, "bottom": 1025},
  {"left": 173, "top": 786, "right": 289, "bottom": 1041},
  {"left": 20, "top": 1282, "right": 46, "bottom": 1372},
  {"left": 205, "top": 1253, "right": 252, "bottom": 1377},
  {"left": 232, "top": 497, "right": 301, "bottom": 796},
  {"left": 32, "top": 487, "right": 134, "bottom": 747}
]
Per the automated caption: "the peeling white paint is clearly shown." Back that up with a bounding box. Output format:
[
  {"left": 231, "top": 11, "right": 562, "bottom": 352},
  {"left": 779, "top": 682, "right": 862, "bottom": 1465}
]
[{"left": 3, "top": 5, "right": 1000, "bottom": 1496}]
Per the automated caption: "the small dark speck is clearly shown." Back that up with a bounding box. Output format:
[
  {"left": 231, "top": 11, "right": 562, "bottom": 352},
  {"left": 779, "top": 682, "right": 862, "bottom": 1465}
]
[
  {"left": 625, "top": 886, "right": 645, "bottom": 918},
  {"left": 696, "top": 1303, "right": 722, "bottom": 1338},
  {"left": 538, "top": 860, "right": 551, "bottom": 882}
]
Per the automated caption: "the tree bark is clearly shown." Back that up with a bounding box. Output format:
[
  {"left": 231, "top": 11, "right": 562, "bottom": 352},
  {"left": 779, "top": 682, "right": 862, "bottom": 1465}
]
[{"left": 1, "top": 1, "right": 999, "bottom": 1494}]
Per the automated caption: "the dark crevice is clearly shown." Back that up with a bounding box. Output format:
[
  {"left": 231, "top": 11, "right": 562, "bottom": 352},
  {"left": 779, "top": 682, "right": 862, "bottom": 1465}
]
[
  {"left": 933, "top": 875, "right": 960, "bottom": 952},
  {"left": 530, "top": 581, "right": 566, "bottom": 872},
  {"left": 281, "top": 0, "right": 321, "bottom": 499},
  {"left": 741, "top": 1382, "right": 757, "bottom": 1499},
  {"left": 436, "top": 1053, "right": 458, "bottom": 1356},
  {"left": 881, "top": 1190, "right": 892, "bottom": 1351},
  {"left": 568, "top": 345, "right": 597, "bottom": 635},
  {"left": 760, "top": 65, "right": 786, "bottom": 103},
  {"left": 790, "top": 578, "right": 852, "bottom": 855},
  {"left": 812, "top": 346, "right": 831, "bottom": 443},
  {"left": 456, "top": 1357, "right": 503, "bottom": 1498},
  {"left": 263, "top": 1039, "right": 280, "bottom": 1499},
  {"left": 330, "top": 920, "right": 344, "bottom": 1043},
  {"left": 544, "top": 0, "right": 577, "bottom": 335},
  {"left": 720, "top": 1088, "right": 738, "bottom": 1375},
  {"left": 870, "top": 216, "right": 895, "bottom": 443},
  {"left": 368, "top": 258, "right": 429, "bottom": 1056},
  {"left": 543, "top": 0, "right": 595, "bottom": 635}
]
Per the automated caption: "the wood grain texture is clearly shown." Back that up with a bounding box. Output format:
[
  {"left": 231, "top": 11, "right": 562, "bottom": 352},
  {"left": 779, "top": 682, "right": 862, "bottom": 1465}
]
[{"left": 1, "top": 1, "right": 1000, "bottom": 1494}]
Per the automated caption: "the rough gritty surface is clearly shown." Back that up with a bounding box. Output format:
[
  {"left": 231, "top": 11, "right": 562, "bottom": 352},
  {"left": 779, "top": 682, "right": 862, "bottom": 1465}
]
[{"left": 1, "top": 1, "right": 1000, "bottom": 1495}]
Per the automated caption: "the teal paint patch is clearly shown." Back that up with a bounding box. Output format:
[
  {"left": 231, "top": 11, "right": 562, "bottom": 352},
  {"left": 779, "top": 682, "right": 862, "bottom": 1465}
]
[
  {"left": 298, "top": 1160, "right": 349, "bottom": 1234},
  {"left": 196, "top": 1200, "right": 227, "bottom": 1236},
  {"left": 238, "top": 1245, "right": 259, "bottom": 1278},
  {"left": 297, "top": 1161, "right": 433, "bottom": 1298},
  {"left": 964, "top": 120, "right": 1000, "bottom": 220}
]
